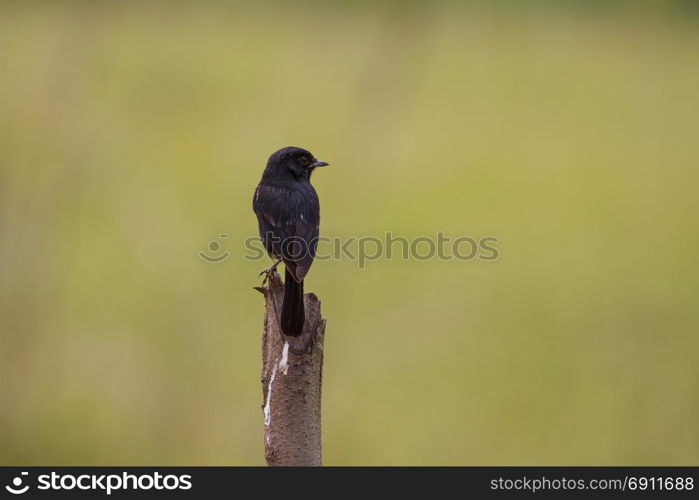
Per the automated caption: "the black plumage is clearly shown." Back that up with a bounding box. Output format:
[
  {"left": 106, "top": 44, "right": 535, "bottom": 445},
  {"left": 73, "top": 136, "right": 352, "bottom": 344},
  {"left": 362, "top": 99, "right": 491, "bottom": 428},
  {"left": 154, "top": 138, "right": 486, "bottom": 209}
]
[{"left": 253, "top": 146, "right": 328, "bottom": 336}]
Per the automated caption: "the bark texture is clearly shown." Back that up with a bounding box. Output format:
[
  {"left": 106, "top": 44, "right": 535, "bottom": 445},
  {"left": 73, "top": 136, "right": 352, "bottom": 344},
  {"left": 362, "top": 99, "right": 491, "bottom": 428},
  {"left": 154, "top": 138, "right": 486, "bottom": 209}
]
[{"left": 256, "top": 271, "right": 325, "bottom": 466}]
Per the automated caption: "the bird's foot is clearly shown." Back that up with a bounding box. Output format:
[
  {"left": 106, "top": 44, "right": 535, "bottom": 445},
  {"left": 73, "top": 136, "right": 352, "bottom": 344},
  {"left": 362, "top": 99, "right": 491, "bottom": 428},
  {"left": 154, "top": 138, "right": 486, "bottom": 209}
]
[{"left": 258, "top": 259, "right": 282, "bottom": 285}]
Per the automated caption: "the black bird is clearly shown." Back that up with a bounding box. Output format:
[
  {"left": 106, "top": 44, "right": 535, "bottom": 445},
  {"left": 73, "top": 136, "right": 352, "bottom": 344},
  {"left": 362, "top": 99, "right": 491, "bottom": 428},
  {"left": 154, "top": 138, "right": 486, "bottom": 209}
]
[{"left": 253, "top": 146, "right": 329, "bottom": 336}]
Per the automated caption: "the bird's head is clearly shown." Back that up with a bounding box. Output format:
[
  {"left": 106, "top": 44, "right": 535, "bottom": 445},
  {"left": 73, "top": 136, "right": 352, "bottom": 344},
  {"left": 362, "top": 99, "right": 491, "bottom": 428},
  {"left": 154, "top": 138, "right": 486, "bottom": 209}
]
[{"left": 265, "top": 146, "right": 329, "bottom": 180}]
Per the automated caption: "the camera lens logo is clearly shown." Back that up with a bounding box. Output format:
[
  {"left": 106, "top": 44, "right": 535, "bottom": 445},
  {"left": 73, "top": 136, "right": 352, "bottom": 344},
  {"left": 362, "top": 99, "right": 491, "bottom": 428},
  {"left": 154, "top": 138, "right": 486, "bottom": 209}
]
[
  {"left": 5, "top": 472, "right": 29, "bottom": 495},
  {"left": 199, "top": 234, "right": 230, "bottom": 263}
]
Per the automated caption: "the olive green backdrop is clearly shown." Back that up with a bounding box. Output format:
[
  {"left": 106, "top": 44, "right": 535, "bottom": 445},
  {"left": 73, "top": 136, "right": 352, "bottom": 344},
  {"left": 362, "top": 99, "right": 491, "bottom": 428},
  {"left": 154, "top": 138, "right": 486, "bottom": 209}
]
[{"left": 1, "top": 1, "right": 697, "bottom": 464}]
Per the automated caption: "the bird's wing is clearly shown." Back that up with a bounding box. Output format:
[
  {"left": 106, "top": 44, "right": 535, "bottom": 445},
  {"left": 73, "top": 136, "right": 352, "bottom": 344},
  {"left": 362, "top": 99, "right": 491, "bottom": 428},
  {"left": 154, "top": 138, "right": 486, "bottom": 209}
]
[
  {"left": 253, "top": 183, "right": 319, "bottom": 281},
  {"left": 292, "top": 203, "right": 319, "bottom": 281}
]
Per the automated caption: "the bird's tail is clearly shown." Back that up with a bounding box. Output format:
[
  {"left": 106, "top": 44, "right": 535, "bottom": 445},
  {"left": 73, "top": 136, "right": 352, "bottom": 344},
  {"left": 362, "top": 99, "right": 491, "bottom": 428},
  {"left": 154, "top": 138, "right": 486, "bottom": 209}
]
[{"left": 281, "top": 267, "right": 305, "bottom": 336}]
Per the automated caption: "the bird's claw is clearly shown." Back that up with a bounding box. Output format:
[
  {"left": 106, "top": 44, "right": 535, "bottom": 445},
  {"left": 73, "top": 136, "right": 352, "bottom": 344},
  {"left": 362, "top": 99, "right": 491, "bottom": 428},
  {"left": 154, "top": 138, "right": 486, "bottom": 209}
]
[{"left": 259, "top": 260, "right": 282, "bottom": 285}]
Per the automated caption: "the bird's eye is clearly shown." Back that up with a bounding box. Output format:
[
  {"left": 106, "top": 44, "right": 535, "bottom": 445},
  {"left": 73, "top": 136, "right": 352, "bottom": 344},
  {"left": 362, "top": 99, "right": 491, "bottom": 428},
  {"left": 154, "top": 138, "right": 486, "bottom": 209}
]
[{"left": 299, "top": 156, "right": 311, "bottom": 166}]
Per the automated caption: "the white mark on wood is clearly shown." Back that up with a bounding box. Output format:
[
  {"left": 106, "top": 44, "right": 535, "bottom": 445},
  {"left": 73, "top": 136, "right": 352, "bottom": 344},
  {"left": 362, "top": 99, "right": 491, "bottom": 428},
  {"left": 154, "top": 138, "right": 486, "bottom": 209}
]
[
  {"left": 279, "top": 341, "right": 289, "bottom": 375},
  {"left": 263, "top": 342, "right": 291, "bottom": 428},
  {"left": 263, "top": 361, "right": 278, "bottom": 426}
]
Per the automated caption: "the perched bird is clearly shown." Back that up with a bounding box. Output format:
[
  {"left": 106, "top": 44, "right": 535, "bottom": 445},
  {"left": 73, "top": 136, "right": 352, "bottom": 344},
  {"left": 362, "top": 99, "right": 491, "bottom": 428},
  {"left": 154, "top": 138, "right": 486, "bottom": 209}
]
[{"left": 253, "top": 146, "right": 329, "bottom": 336}]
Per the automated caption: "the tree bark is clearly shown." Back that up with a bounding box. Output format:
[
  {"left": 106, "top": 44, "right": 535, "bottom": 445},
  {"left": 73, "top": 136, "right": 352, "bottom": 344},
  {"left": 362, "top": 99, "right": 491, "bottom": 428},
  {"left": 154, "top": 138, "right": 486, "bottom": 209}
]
[{"left": 256, "top": 271, "right": 325, "bottom": 466}]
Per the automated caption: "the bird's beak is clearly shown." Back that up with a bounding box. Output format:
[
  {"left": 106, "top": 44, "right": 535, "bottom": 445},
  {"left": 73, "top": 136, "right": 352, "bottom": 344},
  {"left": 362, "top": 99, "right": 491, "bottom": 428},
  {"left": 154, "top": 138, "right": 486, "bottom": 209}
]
[{"left": 312, "top": 160, "right": 329, "bottom": 168}]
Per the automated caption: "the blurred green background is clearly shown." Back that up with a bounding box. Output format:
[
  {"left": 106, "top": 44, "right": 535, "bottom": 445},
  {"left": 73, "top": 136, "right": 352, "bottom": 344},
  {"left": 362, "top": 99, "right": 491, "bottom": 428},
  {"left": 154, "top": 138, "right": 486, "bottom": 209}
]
[{"left": 1, "top": 0, "right": 698, "bottom": 465}]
